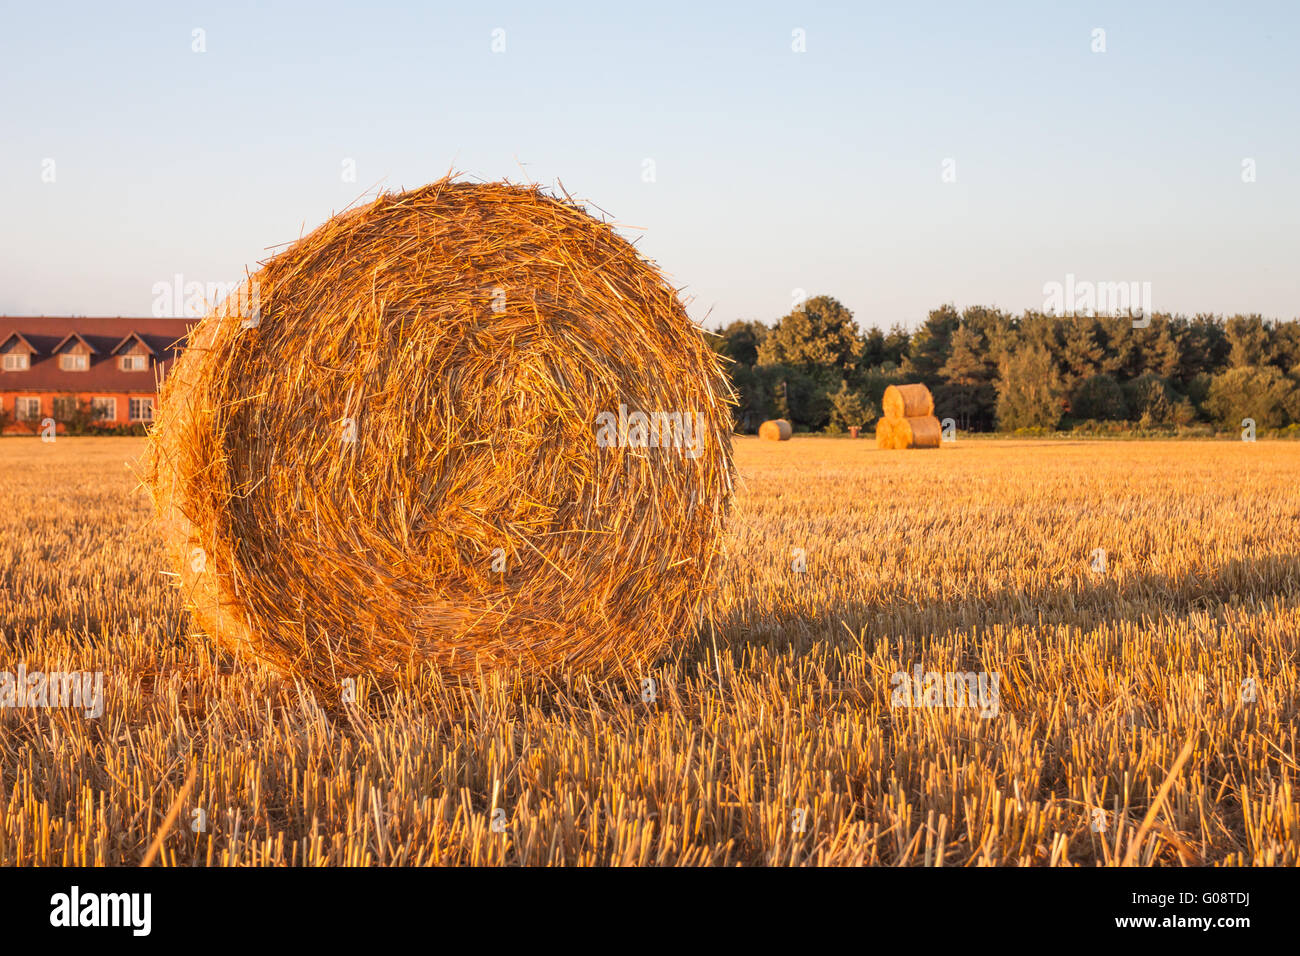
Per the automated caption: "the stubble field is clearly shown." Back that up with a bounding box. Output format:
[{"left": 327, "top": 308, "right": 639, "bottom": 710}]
[{"left": 0, "top": 436, "right": 1296, "bottom": 865}]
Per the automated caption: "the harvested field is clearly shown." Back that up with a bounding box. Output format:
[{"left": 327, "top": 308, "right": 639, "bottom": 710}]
[{"left": 1, "top": 436, "right": 1297, "bottom": 866}]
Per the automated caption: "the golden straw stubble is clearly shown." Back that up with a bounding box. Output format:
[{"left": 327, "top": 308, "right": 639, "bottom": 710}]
[{"left": 144, "top": 178, "right": 736, "bottom": 692}]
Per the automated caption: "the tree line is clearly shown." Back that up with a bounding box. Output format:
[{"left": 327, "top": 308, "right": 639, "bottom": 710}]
[{"left": 715, "top": 296, "right": 1300, "bottom": 435}]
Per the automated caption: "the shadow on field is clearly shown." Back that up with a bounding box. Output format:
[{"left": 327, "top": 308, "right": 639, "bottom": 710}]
[{"left": 713, "top": 552, "right": 1300, "bottom": 653}]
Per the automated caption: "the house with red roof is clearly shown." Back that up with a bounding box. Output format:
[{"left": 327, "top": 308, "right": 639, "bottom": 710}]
[{"left": 0, "top": 317, "right": 192, "bottom": 435}]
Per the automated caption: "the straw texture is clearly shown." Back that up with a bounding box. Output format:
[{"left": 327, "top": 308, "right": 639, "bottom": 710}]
[
  {"left": 874, "top": 416, "right": 896, "bottom": 449},
  {"left": 144, "top": 178, "right": 736, "bottom": 693},
  {"left": 877, "top": 383, "right": 940, "bottom": 449},
  {"left": 758, "top": 419, "right": 792, "bottom": 441},
  {"left": 882, "top": 384, "right": 934, "bottom": 419},
  {"left": 892, "top": 415, "right": 942, "bottom": 448}
]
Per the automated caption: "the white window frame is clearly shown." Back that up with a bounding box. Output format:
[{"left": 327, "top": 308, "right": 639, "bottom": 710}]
[
  {"left": 120, "top": 354, "right": 148, "bottom": 371},
  {"left": 91, "top": 397, "right": 116, "bottom": 421},
  {"left": 16, "top": 397, "right": 41, "bottom": 421},
  {"left": 129, "top": 396, "right": 154, "bottom": 422},
  {"left": 2, "top": 353, "right": 30, "bottom": 371},
  {"left": 59, "top": 353, "right": 89, "bottom": 371}
]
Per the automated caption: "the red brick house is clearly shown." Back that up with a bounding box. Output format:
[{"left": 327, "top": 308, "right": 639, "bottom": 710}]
[{"left": 0, "top": 317, "right": 192, "bottom": 435}]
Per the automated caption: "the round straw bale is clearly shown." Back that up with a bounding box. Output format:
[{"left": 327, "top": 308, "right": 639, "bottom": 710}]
[
  {"left": 894, "top": 415, "right": 942, "bottom": 448},
  {"left": 758, "top": 419, "right": 792, "bottom": 441},
  {"left": 144, "top": 179, "right": 736, "bottom": 692},
  {"left": 882, "top": 383, "right": 934, "bottom": 419},
  {"left": 874, "top": 416, "right": 896, "bottom": 449}
]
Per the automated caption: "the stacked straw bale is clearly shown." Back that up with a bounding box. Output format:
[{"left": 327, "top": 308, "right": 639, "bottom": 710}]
[
  {"left": 876, "top": 383, "right": 941, "bottom": 449},
  {"left": 758, "top": 419, "right": 792, "bottom": 441},
  {"left": 144, "top": 178, "right": 736, "bottom": 692},
  {"left": 881, "top": 383, "right": 934, "bottom": 419}
]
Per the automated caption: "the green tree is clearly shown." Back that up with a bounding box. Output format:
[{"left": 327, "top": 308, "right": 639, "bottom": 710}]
[
  {"left": 996, "top": 344, "right": 1066, "bottom": 430},
  {"left": 1130, "top": 314, "right": 1182, "bottom": 380},
  {"left": 1184, "top": 372, "right": 1215, "bottom": 417},
  {"left": 855, "top": 364, "right": 906, "bottom": 416},
  {"left": 1270, "top": 321, "right": 1300, "bottom": 376},
  {"left": 1123, "top": 373, "right": 1167, "bottom": 422},
  {"left": 730, "top": 364, "right": 781, "bottom": 432},
  {"left": 1059, "top": 315, "right": 1106, "bottom": 388},
  {"left": 901, "top": 305, "right": 960, "bottom": 385},
  {"left": 941, "top": 324, "right": 988, "bottom": 384},
  {"left": 715, "top": 319, "right": 766, "bottom": 367},
  {"left": 772, "top": 375, "right": 791, "bottom": 421},
  {"left": 770, "top": 367, "right": 834, "bottom": 430},
  {"left": 716, "top": 300, "right": 1300, "bottom": 435},
  {"left": 1178, "top": 315, "right": 1230, "bottom": 384},
  {"left": 1205, "top": 365, "right": 1294, "bottom": 429},
  {"left": 827, "top": 380, "right": 876, "bottom": 433},
  {"left": 1224, "top": 314, "right": 1271, "bottom": 368},
  {"left": 1070, "top": 374, "right": 1128, "bottom": 421},
  {"left": 757, "top": 295, "right": 861, "bottom": 375},
  {"left": 861, "top": 324, "right": 911, "bottom": 368},
  {"left": 1123, "top": 374, "right": 1194, "bottom": 427},
  {"left": 939, "top": 322, "right": 999, "bottom": 431},
  {"left": 1094, "top": 314, "right": 1135, "bottom": 378}
]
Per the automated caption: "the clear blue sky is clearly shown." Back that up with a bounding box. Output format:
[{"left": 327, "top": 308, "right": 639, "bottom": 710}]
[{"left": 2, "top": 0, "right": 1296, "bottom": 329}]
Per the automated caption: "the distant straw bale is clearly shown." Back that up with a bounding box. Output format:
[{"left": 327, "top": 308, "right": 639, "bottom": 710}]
[
  {"left": 758, "top": 419, "right": 792, "bottom": 441},
  {"left": 144, "top": 178, "right": 736, "bottom": 693}
]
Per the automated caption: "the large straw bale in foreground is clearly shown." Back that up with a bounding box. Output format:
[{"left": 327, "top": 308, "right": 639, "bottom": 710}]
[
  {"left": 144, "top": 179, "right": 736, "bottom": 691},
  {"left": 758, "top": 419, "right": 792, "bottom": 441},
  {"left": 882, "top": 383, "right": 934, "bottom": 419}
]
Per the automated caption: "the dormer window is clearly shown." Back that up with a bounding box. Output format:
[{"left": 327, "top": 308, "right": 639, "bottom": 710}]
[
  {"left": 2, "top": 353, "right": 28, "bottom": 371},
  {"left": 110, "top": 332, "right": 158, "bottom": 372},
  {"left": 50, "top": 332, "right": 96, "bottom": 372}
]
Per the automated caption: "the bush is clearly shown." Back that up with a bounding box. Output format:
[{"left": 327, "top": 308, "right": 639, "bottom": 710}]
[
  {"left": 1205, "top": 365, "right": 1293, "bottom": 429},
  {"left": 730, "top": 364, "right": 780, "bottom": 433},
  {"left": 1069, "top": 419, "right": 1132, "bottom": 436},
  {"left": 1184, "top": 372, "right": 1214, "bottom": 416},
  {"left": 826, "top": 380, "right": 877, "bottom": 434},
  {"left": 1123, "top": 374, "right": 1195, "bottom": 427},
  {"left": 732, "top": 364, "right": 833, "bottom": 433},
  {"left": 1070, "top": 374, "right": 1127, "bottom": 421}
]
